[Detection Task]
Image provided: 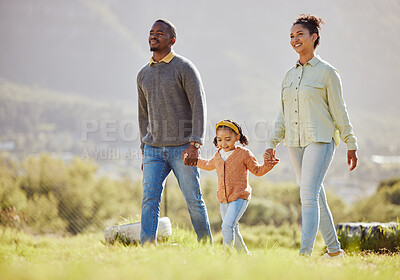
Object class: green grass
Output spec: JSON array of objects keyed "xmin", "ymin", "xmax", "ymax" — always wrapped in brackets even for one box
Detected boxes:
[{"xmin": 0, "ymin": 226, "xmax": 399, "ymax": 280}]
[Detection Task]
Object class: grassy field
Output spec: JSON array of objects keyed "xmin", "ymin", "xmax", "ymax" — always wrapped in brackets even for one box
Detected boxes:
[{"xmin": 1, "ymin": 226, "xmax": 399, "ymax": 280}]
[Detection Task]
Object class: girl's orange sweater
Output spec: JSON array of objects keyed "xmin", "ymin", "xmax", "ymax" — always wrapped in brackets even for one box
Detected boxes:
[{"xmin": 197, "ymin": 146, "xmax": 274, "ymax": 203}]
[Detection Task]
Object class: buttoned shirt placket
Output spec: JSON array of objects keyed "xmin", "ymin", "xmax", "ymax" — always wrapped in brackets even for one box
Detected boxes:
[{"xmin": 294, "ymin": 64, "xmax": 304, "ymax": 147}]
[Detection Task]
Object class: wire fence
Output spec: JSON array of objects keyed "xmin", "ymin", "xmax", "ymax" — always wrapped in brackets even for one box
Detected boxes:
[
  {"xmin": 0, "ymin": 153, "xmax": 143, "ymax": 235},
  {"xmin": 1, "ymin": 152, "xmax": 400, "ymax": 238}
]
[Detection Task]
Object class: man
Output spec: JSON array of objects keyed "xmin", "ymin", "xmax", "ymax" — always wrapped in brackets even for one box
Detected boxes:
[{"xmin": 137, "ymin": 19, "xmax": 212, "ymax": 244}]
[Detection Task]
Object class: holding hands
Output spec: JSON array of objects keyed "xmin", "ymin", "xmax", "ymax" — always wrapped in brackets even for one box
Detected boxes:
[
  {"xmin": 264, "ymin": 148, "xmax": 357, "ymax": 171},
  {"xmin": 264, "ymin": 148, "xmax": 280, "ymax": 167},
  {"xmin": 182, "ymin": 144, "xmax": 199, "ymax": 166}
]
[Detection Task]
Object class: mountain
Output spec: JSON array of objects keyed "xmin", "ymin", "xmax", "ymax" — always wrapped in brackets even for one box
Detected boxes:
[{"xmin": 1, "ymin": 0, "xmax": 399, "ymax": 118}]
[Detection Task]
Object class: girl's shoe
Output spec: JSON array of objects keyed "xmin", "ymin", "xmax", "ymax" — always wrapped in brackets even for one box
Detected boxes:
[{"xmin": 322, "ymin": 250, "xmax": 345, "ymax": 259}]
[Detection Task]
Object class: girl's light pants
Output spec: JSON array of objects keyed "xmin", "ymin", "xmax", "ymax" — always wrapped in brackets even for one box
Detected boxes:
[{"xmin": 220, "ymin": 198, "xmax": 250, "ymax": 254}]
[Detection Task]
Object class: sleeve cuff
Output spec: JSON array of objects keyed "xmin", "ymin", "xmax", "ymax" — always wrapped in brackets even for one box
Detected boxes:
[
  {"xmin": 189, "ymin": 136, "xmax": 203, "ymax": 145},
  {"xmin": 346, "ymin": 142, "xmax": 358, "ymax": 150},
  {"xmin": 265, "ymin": 141, "xmax": 276, "ymax": 150}
]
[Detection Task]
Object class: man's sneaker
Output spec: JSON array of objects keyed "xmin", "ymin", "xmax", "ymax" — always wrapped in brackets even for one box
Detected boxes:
[{"xmin": 322, "ymin": 250, "xmax": 345, "ymax": 259}]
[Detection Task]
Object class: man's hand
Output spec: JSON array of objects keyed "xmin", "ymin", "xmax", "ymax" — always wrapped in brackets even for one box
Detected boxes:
[
  {"xmin": 183, "ymin": 144, "xmax": 199, "ymax": 166},
  {"xmin": 347, "ymin": 150, "xmax": 358, "ymax": 171}
]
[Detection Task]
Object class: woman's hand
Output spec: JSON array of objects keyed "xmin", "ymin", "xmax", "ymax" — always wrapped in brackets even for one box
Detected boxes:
[
  {"xmin": 347, "ymin": 150, "xmax": 358, "ymax": 171},
  {"xmin": 264, "ymin": 148, "xmax": 279, "ymax": 163}
]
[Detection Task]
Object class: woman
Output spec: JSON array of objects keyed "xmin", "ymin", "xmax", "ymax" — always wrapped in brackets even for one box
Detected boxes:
[{"xmin": 264, "ymin": 14, "xmax": 358, "ymax": 257}]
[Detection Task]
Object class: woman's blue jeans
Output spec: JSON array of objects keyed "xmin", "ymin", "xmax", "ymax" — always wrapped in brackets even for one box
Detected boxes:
[
  {"xmin": 220, "ymin": 198, "xmax": 250, "ymax": 254},
  {"xmin": 141, "ymin": 143, "xmax": 212, "ymax": 244},
  {"xmin": 288, "ymin": 140, "xmax": 341, "ymax": 255}
]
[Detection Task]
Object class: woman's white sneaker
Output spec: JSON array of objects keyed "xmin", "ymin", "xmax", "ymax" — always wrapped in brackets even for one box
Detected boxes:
[{"xmin": 322, "ymin": 250, "xmax": 345, "ymax": 259}]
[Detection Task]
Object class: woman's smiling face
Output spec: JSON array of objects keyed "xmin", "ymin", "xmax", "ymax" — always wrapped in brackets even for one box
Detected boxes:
[{"xmin": 290, "ymin": 24, "xmax": 317, "ymax": 54}]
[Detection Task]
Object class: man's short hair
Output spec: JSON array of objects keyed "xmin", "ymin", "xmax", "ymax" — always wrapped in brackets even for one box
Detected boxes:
[{"xmin": 155, "ymin": 19, "xmax": 177, "ymax": 39}]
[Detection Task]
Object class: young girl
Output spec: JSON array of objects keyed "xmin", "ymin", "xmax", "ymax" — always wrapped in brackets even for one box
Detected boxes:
[{"xmin": 195, "ymin": 119, "xmax": 279, "ymax": 254}]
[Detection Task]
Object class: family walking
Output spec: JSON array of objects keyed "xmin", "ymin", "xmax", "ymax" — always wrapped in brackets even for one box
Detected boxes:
[{"xmin": 137, "ymin": 15, "xmax": 358, "ymax": 258}]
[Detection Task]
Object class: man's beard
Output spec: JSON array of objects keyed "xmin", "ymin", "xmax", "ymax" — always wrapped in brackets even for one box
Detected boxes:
[{"xmin": 150, "ymin": 46, "xmax": 158, "ymax": 51}]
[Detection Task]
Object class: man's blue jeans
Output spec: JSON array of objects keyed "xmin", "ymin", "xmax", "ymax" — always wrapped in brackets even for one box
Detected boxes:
[
  {"xmin": 288, "ymin": 139, "xmax": 341, "ymax": 255},
  {"xmin": 140, "ymin": 143, "xmax": 212, "ymax": 244}
]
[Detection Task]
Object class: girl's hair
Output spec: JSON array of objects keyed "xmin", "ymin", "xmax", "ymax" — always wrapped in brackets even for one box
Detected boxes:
[
  {"xmin": 213, "ymin": 119, "xmax": 249, "ymax": 147},
  {"xmin": 292, "ymin": 14, "xmax": 325, "ymax": 49}
]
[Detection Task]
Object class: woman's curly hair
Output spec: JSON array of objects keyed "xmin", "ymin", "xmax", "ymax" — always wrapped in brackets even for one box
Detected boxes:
[{"xmin": 293, "ymin": 14, "xmax": 325, "ymax": 48}]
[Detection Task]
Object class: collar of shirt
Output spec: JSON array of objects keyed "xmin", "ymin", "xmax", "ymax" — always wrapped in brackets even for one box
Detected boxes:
[
  {"xmin": 150, "ymin": 51, "xmax": 175, "ymax": 65},
  {"xmin": 296, "ymin": 55, "xmax": 321, "ymax": 68},
  {"xmin": 218, "ymin": 147, "xmax": 236, "ymax": 161},
  {"xmin": 219, "ymin": 148, "xmax": 235, "ymax": 156}
]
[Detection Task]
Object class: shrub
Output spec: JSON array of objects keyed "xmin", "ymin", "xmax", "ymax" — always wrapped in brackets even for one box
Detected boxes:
[
  {"xmin": 0, "ymin": 157, "xmax": 28, "ymax": 228},
  {"xmin": 0, "ymin": 154, "xmax": 142, "ymax": 234},
  {"xmin": 377, "ymin": 178, "xmax": 400, "ymax": 191},
  {"xmin": 352, "ymin": 178, "xmax": 400, "ymax": 222},
  {"xmin": 385, "ymin": 183, "xmax": 400, "ymax": 205}
]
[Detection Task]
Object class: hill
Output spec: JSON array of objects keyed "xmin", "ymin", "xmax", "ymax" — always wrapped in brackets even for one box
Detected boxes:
[{"xmin": 0, "ymin": 0, "xmax": 399, "ymax": 117}]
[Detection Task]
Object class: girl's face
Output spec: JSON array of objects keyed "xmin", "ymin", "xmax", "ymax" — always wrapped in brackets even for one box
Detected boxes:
[
  {"xmin": 290, "ymin": 24, "xmax": 317, "ymax": 55},
  {"xmin": 216, "ymin": 128, "xmax": 240, "ymax": 152}
]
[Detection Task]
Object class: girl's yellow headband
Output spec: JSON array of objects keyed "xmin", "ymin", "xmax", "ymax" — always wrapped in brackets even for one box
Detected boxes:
[{"xmin": 215, "ymin": 121, "xmax": 239, "ymax": 134}]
